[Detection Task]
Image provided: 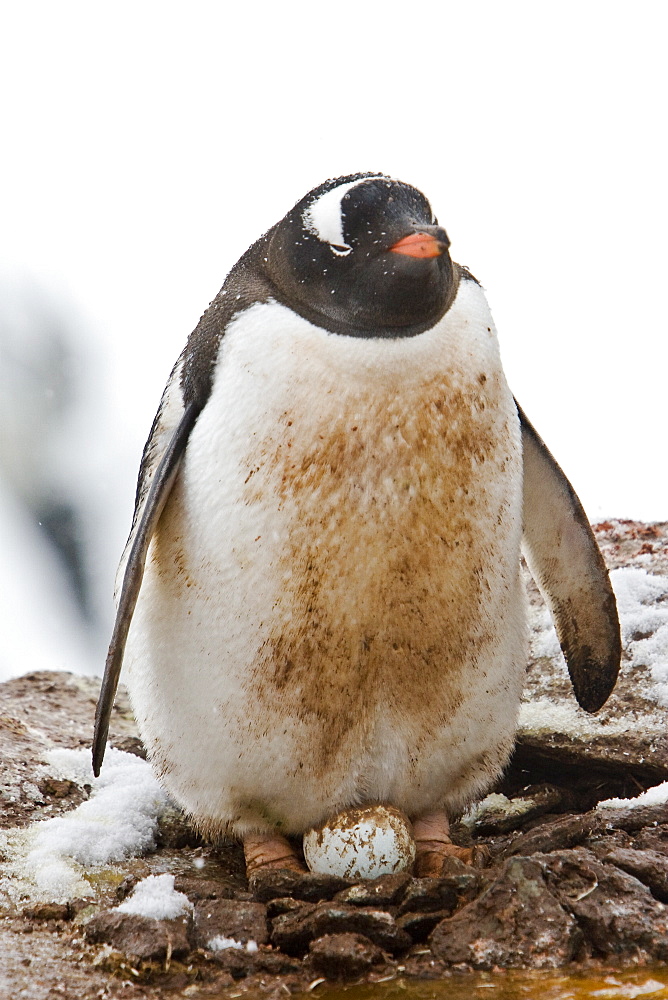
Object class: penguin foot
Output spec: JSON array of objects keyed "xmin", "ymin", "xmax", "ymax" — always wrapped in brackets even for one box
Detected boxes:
[
  {"xmin": 412, "ymin": 810, "xmax": 487, "ymax": 875},
  {"xmin": 243, "ymin": 832, "xmax": 307, "ymax": 876},
  {"xmin": 413, "ymin": 842, "xmax": 489, "ymax": 875}
]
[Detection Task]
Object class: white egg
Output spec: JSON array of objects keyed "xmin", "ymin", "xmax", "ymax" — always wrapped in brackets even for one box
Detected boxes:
[{"xmin": 303, "ymin": 804, "xmax": 416, "ymax": 879}]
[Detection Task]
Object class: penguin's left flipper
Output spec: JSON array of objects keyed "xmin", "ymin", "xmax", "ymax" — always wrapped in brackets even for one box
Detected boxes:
[
  {"xmin": 92, "ymin": 400, "xmax": 199, "ymax": 776},
  {"xmin": 518, "ymin": 402, "xmax": 621, "ymax": 712}
]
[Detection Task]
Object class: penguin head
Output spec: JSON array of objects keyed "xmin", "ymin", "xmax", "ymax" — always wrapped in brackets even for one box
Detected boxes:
[{"xmin": 264, "ymin": 174, "xmax": 458, "ymax": 338}]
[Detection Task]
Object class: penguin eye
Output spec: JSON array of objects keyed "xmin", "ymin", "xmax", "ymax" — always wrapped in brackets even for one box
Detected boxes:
[{"xmin": 330, "ymin": 244, "xmax": 352, "ymax": 257}]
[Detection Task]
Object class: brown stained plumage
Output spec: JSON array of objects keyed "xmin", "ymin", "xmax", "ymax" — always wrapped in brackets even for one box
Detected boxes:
[{"xmin": 238, "ymin": 370, "xmax": 517, "ymax": 779}]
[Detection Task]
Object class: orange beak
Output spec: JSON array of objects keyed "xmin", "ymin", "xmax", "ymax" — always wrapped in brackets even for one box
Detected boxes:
[{"xmin": 389, "ymin": 231, "xmax": 448, "ymax": 259}]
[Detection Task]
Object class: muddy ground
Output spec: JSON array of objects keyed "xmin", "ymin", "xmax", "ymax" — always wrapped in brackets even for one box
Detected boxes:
[{"xmin": 1, "ymin": 520, "xmax": 668, "ymax": 999}]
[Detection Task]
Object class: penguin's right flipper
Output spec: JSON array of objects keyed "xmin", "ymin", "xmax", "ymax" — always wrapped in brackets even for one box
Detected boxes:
[
  {"xmin": 92, "ymin": 399, "xmax": 199, "ymax": 776},
  {"xmin": 518, "ymin": 402, "xmax": 621, "ymax": 713}
]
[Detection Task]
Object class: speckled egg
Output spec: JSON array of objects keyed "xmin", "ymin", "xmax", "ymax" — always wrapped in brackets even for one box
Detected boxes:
[{"xmin": 303, "ymin": 804, "xmax": 416, "ymax": 879}]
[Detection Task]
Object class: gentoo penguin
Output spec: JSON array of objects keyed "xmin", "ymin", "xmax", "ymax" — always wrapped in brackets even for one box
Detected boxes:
[{"xmin": 93, "ymin": 173, "xmax": 620, "ymax": 876}]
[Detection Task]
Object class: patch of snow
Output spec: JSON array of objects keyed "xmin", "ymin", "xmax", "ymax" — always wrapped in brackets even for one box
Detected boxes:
[
  {"xmin": 462, "ymin": 793, "xmax": 516, "ymax": 828},
  {"xmin": 117, "ymin": 873, "xmax": 192, "ymax": 919},
  {"xmin": 208, "ymin": 936, "xmax": 258, "ymax": 953},
  {"xmin": 21, "ymin": 782, "xmax": 43, "ymax": 803},
  {"xmin": 0, "ymin": 748, "xmax": 170, "ymax": 902},
  {"xmin": 614, "ymin": 567, "xmax": 668, "ymax": 612},
  {"xmin": 597, "ymin": 781, "xmax": 668, "ymax": 811},
  {"xmin": 518, "ymin": 697, "xmax": 641, "ymax": 736},
  {"xmin": 614, "ymin": 569, "xmax": 668, "ymax": 707},
  {"xmin": 461, "ymin": 789, "xmax": 561, "ymax": 828}
]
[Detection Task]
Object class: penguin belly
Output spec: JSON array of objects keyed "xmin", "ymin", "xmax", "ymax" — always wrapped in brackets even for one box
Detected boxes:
[{"xmin": 123, "ymin": 288, "xmax": 526, "ymax": 838}]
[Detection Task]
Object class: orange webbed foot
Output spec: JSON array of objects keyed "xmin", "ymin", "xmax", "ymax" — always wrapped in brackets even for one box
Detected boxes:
[
  {"xmin": 412, "ymin": 810, "xmax": 489, "ymax": 876},
  {"xmin": 243, "ymin": 832, "xmax": 307, "ymax": 876}
]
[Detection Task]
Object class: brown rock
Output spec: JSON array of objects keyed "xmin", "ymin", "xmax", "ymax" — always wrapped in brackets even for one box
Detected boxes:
[
  {"xmin": 37, "ymin": 777, "xmax": 80, "ymax": 799},
  {"xmin": 633, "ymin": 823, "xmax": 668, "ymax": 852},
  {"xmin": 109, "ymin": 734, "xmax": 146, "ymax": 759},
  {"xmin": 194, "ymin": 898, "xmax": 269, "ymax": 948},
  {"xmin": 603, "ymin": 847, "xmax": 668, "ymax": 903},
  {"xmin": 115, "ymin": 874, "xmax": 139, "ymax": 900},
  {"xmin": 396, "ymin": 908, "xmax": 453, "ymax": 942},
  {"xmin": 208, "ymin": 944, "xmax": 302, "ymax": 978},
  {"xmin": 396, "ymin": 874, "xmax": 478, "ymax": 916},
  {"xmin": 585, "ymin": 831, "xmax": 633, "ymax": 856},
  {"xmin": 401, "ymin": 951, "xmax": 453, "ymax": 979},
  {"xmin": 173, "ymin": 875, "xmax": 241, "ymax": 901},
  {"xmin": 22, "ymin": 902, "xmax": 70, "ymax": 921},
  {"xmin": 333, "ymin": 872, "xmax": 411, "ymax": 906},
  {"xmin": 84, "ymin": 909, "xmax": 192, "ymax": 960},
  {"xmin": 598, "ymin": 803, "xmax": 668, "ymax": 834},
  {"xmin": 429, "ymin": 857, "xmax": 581, "ymax": 969},
  {"xmin": 538, "ymin": 848, "xmax": 668, "ymax": 960},
  {"xmin": 512, "ymin": 732, "xmax": 668, "ymax": 789},
  {"xmin": 249, "ymin": 868, "xmax": 353, "ymax": 903},
  {"xmin": 266, "ymin": 897, "xmax": 308, "ymax": 919},
  {"xmin": 502, "ymin": 811, "xmax": 599, "ymax": 857},
  {"xmin": 308, "ymin": 933, "xmax": 385, "ymax": 979},
  {"xmin": 439, "ymin": 854, "xmax": 476, "ymax": 874},
  {"xmin": 271, "ymin": 903, "xmax": 411, "ymax": 955}
]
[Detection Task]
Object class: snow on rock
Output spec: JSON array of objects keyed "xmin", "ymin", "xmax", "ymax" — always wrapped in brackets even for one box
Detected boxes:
[
  {"xmin": 598, "ymin": 781, "xmax": 668, "ymax": 811},
  {"xmin": 0, "ymin": 747, "xmax": 170, "ymax": 902},
  {"xmin": 516, "ymin": 695, "xmax": 650, "ymax": 739},
  {"xmin": 613, "ymin": 569, "xmax": 668, "ymax": 707},
  {"xmin": 208, "ymin": 936, "xmax": 258, "ymax": 953},
  {"xmin": 461, "ymin": 793, "xmax": 517, "ymax": 828},
  {"xmin": 116, "ymin": 873, "xmax": 192, "ymax": 919}
]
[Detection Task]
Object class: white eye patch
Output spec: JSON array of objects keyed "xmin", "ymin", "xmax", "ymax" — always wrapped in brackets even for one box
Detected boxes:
[{"xmin": 303, "ymin": 176, "xmax": 385, "ymax": 255}]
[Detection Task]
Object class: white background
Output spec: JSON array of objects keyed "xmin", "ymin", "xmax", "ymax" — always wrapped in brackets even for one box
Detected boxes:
[{"xmin": 1, "ymin": 1, "xmax": 666, "ymax": 676}]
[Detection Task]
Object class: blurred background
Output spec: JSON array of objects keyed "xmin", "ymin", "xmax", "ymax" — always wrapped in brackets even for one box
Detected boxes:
[{"xmin": 1, "ymin": 1, "xmax": 666, "ymax": 682}]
